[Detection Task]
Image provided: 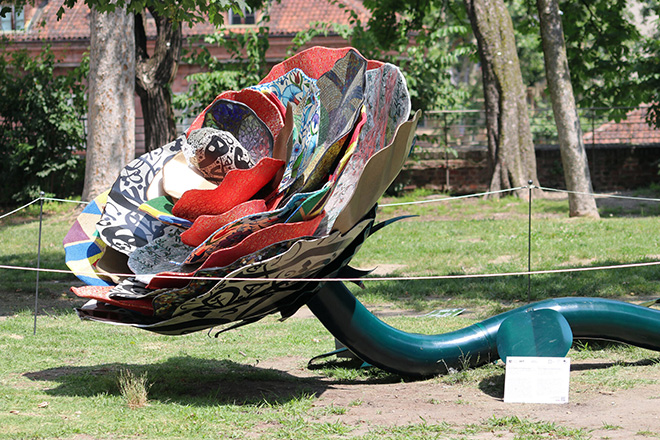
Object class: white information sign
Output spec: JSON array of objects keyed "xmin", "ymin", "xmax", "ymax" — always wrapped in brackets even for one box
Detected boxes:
[{"xmin": 503, "ymin": 356, "xmax": 571, "ymax": 404}]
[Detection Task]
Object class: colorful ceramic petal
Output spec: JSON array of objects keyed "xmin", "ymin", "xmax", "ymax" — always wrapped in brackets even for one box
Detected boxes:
[
  {"xmin": 199, "ymin": 212, "xmax": 324, "ymax": 270},
  {"xmin": 161, "ymin": 151, "xmax": 218, "ymax": 200},
  {"xmin": 285, "ymin": 184, "xmax": 331, "ymax": 223},
  {"xmin": 251, "ymin": 68, "xmax": 318, "ymax": 110},
  {"xmin": 315, "ymin": 49, "xmax": 367, "ymax": 153},
  {"xmin": 252, "ymin": 69, "xmax": 321, "ymax": 190},
  {"xmin": 265, "ymin": 90, "xmax": 287, "ymax": 119},
  {"xmin": 127, "ymin": 226, "xmax": 195, "ymax": 281},
  {"xmin": 171, "ymin": 157, "xmax": 285, "ymax": 221},
  {"xmin": 184, "ymin": 187, "xmax": 330, "ymax": 265},
  {"xmin": 96, "ymin": 135, "xmax": 184, "ymax": 255},
  {"xmin": 71, "ymin": 285, "xmax": 154, "ymax": 316},
  {"xmin": 187, "ymin": 89, "xmax": 285, "ymax": 142},
  {"xmin": 107, "ymin": 277, "xmax": 160, "ymax": 300},
  {"xmin": 146, "ymin": 167, "xmax": 166, "ymax": 200},
  {"xmin": 259, "ymin": 46, "xmax": 383, "ymax": 85},
  {"xmin": 76, "ymin": 299, "xmax": 157, "ymax": 325},
  {"xmin": 180, "ymin": 199, "xmax": 268, "ymax": 247},
  {"xmin": 277, "ymin": 50, "xmax": 366, "ymax": 197},
  {"xmin": 277, "ymin": 88, "xmax": 321, "ymax": 189},
  {"xmin": 63, "ymin": 190, "xmax": 112, "ymax": 286},
  {"xmin": 323, "ymin": 64, "xmax": 412, "ymax": 231},
  {"xmin": 184, "ymin": 128, "xmax": 255, "ymax": 184},
  {"xmin": 299, "ymin": 107, "xmax": 367, "ymax": 194},
  {"xmin": 139, "ymin": 196, "xmax": 193, "ymax": 229},
  {"xmin": 148, "ymin": 213, "xmax": 325, "ymax": 290},
  {"xmin": 199, "ymin": 99, "xmax": 274, "ymax": 163},
  {"xmin": 329, "ymin": 111, "xmax": 421, "ymax": 234}
]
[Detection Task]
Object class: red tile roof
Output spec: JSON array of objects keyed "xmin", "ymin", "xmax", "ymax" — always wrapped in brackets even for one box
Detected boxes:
[
  {"xmin": 8, "ymin": 0, "xmax": 370, "ymax": 42},
  {"xmin": 583, "ymin": 105, "xmax": 660, "ymax": 146},
  {"xmin": 269, "ymin": 0, "xmax": 368, "ymax": 35}
]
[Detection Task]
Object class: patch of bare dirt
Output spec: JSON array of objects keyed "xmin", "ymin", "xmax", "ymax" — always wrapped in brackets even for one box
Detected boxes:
[{"xmin": 254, "ymin": 354, "xmax": 660, "ymax": 438}]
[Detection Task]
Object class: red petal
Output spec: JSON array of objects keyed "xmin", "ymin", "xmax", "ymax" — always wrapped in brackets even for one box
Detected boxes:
[
  {"xmin": 147, "ymin": 213, "xmax": 324, "ymax": 290},
  {"xmin": 259, "ymin": 46, "xmax": 383, "ymax": 85},
  {"xmin": 180, "ymin": 199, "xmax": 268, "ymax": 247},
  {"xmin": 71, "ymin": 285, "xmax": 154, "ymax": 316},
  {"xmin": 171, "ymin": 157, "xmax": 284, "ymax": 221}
]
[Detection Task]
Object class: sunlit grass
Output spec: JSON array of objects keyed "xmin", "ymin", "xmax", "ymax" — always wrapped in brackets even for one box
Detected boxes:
[{"xmin": 1, "ymin": 183, "xmax": 660, "ymax": 440}]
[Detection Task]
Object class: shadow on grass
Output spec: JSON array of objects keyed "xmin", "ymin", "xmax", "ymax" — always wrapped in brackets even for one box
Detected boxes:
[
  {"xmin": 595, "ymin": 192, "xmax": 660, "ymax": 218},
  {"xmin": 24, "ymin": 356, "xmax": 331, "ymax": 406},
  {"xmin": 569, "ymin": 357, "xmax": 660, "ymax": 371},
  {"xmin": 477, "ymin": 371, "xmax": 505, "ymax": 399},
  {"xmin": 24, "ymin": 355, "xmax": 403, "ymax": 406}
]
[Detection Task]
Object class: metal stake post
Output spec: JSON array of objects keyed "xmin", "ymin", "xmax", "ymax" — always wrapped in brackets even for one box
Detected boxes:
[
  {"xmin": 443, "ymin": 113, "xmax": 450, "ymax": 191},
  {"xmin": 33, "ymin": 192, "xmax": 44, "ymax": 335},
  {"xmin": 527, "ymin": 181, "xmax": 533, "ymax": 302}
]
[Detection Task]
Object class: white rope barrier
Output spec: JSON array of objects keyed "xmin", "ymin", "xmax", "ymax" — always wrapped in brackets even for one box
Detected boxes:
[
  {"xmin": 2, "ymin": 260, "xmax": 660, "ymax": 284},
  {"xmin": 2, "ymin": 185, "xmax": 658, "ymax": 220},
  {"xmin": 1, "ymin": 186, "xmax": 660, "ymax": 286},
  {"xmin": 0, "ymin": 199, "xmax": 42, "ymax": 220},
  {"xmin": 42, "ymin": 197, "xmax": 89, "ymax": 205},
  {"xmin": 538, "ymin": 186, "xmax": 660, "ymax": 203},
  {"xmin": 379, "ymin": 186, "xmax": 526, "ymax": 207}
]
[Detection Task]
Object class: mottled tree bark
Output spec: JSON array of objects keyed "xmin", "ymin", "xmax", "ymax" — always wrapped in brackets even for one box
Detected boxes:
[
  {"xmin": 135, "ymin": 7, "xmax": 182, "ymax": 152},
  {"xmin": 83, "ymin": 6, "xmax": 135, "ymax": 201},
  {"xmin": 537, "ymin": 0, "xmax": 599, "ymax": 218},
  {"xmin": 464, "ymin": 0, "xmax": 539, "ymax": 198}
]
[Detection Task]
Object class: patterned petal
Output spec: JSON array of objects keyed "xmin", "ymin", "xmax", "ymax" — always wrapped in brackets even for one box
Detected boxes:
[
  {"xmin": 171, "ymin": 157, "xmax": 284, "ymax": 221},
  {"xmin": 96, "ymin": 136, "xmax": 184, "ymax": 255}
]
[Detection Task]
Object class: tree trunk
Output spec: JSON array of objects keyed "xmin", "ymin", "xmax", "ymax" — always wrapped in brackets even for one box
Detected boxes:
[
  {"xmin": 464, "ymin": 0, "xmax": 539, "ymax": 198},
  {"xmin": 537, "ymin": 0, "xmax": 600, "ymax": 218},
  {"xmin": 83, "ymin": 6, "xmax": 135, "ymax": 201},
  {"xmin": 135, "ymin": 7, "xmax": 181, "ymax": 152}
]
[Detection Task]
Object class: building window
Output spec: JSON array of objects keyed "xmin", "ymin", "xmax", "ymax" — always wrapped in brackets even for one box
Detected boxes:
[
  {"xmin": 228, "ymin": 7, "xmax": 256, "ymax": 26},
  {"xmin": 0, "ymin": 5, "xmax": 24, "ymax": 31}
]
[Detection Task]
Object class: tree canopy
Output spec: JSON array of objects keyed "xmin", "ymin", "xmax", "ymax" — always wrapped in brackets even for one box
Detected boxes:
[{"xmin": 57, "ymin": 0, "xmax": 251, "ymax": 26}]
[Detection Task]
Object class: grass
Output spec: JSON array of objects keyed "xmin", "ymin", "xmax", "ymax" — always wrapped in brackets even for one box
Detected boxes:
[
  {"xmin": 118, "ymin": 369, "xmax": 151, "ymax": 409},
  {"xmin": 3, "ymin": 308, "xmax": 658, "ymax": 439},
  {"xmin": 1, "ymin": 189, "xmax": 660, "ymax": 438},
  {"xmin": 350, "ymin": 191, "xmax": 660, "ymax": 311},
  {"xmin": 4, "ymin": 189, "xmax": 660, "ymax": 316}
]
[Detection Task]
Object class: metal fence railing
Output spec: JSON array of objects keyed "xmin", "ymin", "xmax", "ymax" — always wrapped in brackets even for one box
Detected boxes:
[
  {"xmin": 417, "ymin": 105, "xmax": 660, "ymax": 152},
  {"xmin": 77, "ymin": 106, "xmax": 659, "ymax": 156}
]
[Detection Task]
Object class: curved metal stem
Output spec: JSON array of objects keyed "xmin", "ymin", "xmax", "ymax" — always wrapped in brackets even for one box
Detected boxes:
[{"xmin": 307, "ymin": 282, "xmax": 660, "ymax": 377}]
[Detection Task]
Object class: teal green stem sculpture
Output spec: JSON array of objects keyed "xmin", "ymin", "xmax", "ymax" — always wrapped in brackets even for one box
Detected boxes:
[{"xmin": 308, "ymin": 282, "xmax": 660, "ymax": 377}]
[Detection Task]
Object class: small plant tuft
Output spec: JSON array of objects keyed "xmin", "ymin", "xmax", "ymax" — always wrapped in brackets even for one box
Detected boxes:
[{"xmin": 118, "ymin": 369, "xmax": 151, "ymax": 409}]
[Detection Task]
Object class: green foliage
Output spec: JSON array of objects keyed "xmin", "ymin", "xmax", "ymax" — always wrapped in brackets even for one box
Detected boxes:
[
  {"xmin": 290, "ymin": 0, "xmax": 472, "ymax": 111},
  {"xmin": 173, "ymin": 12, "xmax": 270, "ymax": 118},
  {"xmin": 0, "ymin": 45, "xmax": 87, "ymax": 205},
  {"xmin": 635, "ymin": 2, "xmax": 660, "ymax": 130},
  {"xmin": 507, "ymin": 0, "xmax": 546, "ymax": 90},
  {"xmin": 561, "ymin": 0, "xmax": 649, "ymax": 120},
  {"xmin": 57, "ymin": 0, "xmax": 254, "ymax": 27}
]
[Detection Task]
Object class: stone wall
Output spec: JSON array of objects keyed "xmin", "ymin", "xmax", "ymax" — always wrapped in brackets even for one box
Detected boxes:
[{"xmin": 393, "ymin": 145, "xmax": 660, "ymax": 194}]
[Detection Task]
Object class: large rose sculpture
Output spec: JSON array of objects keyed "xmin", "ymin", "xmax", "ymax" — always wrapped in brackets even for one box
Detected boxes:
[
  {"xmin": 62, "ymin": 46, "xmax": 660, "ymax": 379},
  {"xmin": 64, "ymin": 47, "xmax": 420, "ymax": 336}
]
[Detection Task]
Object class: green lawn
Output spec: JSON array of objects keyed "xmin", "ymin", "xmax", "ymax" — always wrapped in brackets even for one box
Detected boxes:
[{"xmin": 1, "ymin": 190, "xmax": 660, "ymax": 439}]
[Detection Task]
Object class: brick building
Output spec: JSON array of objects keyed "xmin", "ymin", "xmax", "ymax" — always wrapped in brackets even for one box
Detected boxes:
[{"xmin": 2, "ymin": 0, "xmax": 369, "ymax": 152}]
